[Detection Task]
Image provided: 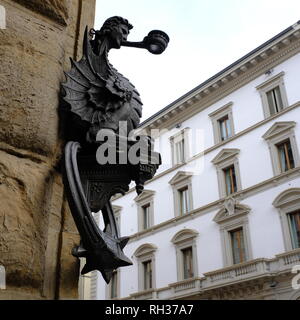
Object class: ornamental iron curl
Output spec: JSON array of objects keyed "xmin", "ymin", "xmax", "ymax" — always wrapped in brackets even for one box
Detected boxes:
[{"xmin": 60, "ymin": 16, "xmax": 169, "ymax": 283}]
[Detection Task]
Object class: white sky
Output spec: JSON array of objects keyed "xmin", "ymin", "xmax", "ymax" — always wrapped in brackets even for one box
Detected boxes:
[{"xmin": 94, "ymin": 0, "xmax": 300, "ymax": 121}]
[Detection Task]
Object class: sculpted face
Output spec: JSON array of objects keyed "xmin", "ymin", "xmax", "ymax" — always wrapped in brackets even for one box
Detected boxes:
[{"xmin": 109, "ymin": 23, "xmax": 130, "ymax": 49}]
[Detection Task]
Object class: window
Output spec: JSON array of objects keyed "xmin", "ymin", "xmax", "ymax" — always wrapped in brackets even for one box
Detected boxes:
[
  {"xmin": 209, "ymin": 102, "xmax": 235, "ymax": 144},
  {"xmin": 134, "ymin": 244, "xmax": 157, "ymax": 292},
  {"xmin": 218, "ymin": 115, "xmax": 232, "ymax": 141},
  {"xmin": 182, "ymin": 247, "xmax": 194, "ymax": 279},
  {"xmin": 213, "ymin": 197, "xmax": 252, "ymax": 266},
  {"xmin": 273, "ymin": 188, "xmax": 300, "ymax": 251},
  {"xmin": 142, "ymin": 204, "xmax": 151, "ymax": 230},
  {"xmin": 230, "ymin": 228, "xmax": 246, "ymax": 264},
  {"xmin": 179, "ymin": 186, "xmax": 190, "ymax": 215},
  {"xmin": 175, "ymin": 139, "xmax": 185, "ymax": 164},
  {"xmin": 169, "ymin": 171, "xmax": 193, "ymax": 217},
  {"xmin": 263, "ymin": 122, "xmax": 299, "ymax": 176},
  {"xmin": 223, "ymin": 165, "xmax": 237, "ymax": 195},
  {"xmin": 288, "ymin": 210, "xmax": 300, "ymax": 249},
  {"xmin": 134, "ymin": 190, "xmax": 155, "ymax": 232},
  {"xmin": 170, "ymin": 128, "xmax": 190, "ymax": 166},
  {"xmin": 143, "ymin": 260, "xmax": 153, "ymax": 290},
  {"xmin": 256, "ymin": 71, "xmax": 288, "ymax": 118},
  {"xmin": 266, "ymin": 86, "xmax": 283, "ymax": 115},
  {"xmin": 277, "ymin": 139, "xmax": 295, "ymax": 172},
  {"xmin": 212, "ymin": 149, "xmax": 242, "ymax": 198},
  {"xmin": 171, "ymin": 229, "xmax": 198, "ymax": 281}
]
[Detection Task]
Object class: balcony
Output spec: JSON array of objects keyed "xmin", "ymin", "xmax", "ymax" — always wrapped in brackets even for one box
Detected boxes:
[{"xmin": 124, "ymin": 248, "xmax": 300, "ymax": 300}]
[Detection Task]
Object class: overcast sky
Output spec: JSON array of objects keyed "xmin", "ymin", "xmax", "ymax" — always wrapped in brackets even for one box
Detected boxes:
[{"xmin": 95, "ymin": 0, "xmax": 300, "ymax": 121}]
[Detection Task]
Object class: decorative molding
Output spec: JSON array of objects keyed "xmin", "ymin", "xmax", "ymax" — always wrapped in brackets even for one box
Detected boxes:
[
  {"xmin": 211, "ymin": 148, "xmax": 240, "ymax": 165},
  {"xmin": 262, "ymin": 121, "xmax": 296, "ymax": 140},
  {"xmin": 273, "ymin": 188, "xmax": 300, "ymax": 208},
  {"xmin": 208, "ymin": 102, "xmax": 233, "ymax": 117},
  {"xmin": 171, "ymin": 229, "xmax": 199, "ymax": 244},
  {"xmin": 134, "ymin": 243, "xmax": 157, "ymax": 258},
  {"xmin": 255, "ymin": 71, "xmax": 285, "ymax": 90},
  {"xmin": 213, "ymin": 198, "xmax": 251, "ymax": 224},
  {"xmin": 168, "ymin": 171, "xmax": 193, "ymax": 185},
  {"xmin": 134, "ymin": 189, "xmax": 156, "ymax": 203}
]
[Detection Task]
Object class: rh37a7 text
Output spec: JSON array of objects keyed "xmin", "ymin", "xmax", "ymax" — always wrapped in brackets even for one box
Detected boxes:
[{"xmin": 105, "ymin": 304, "xmax": 194, "ymax": 318}]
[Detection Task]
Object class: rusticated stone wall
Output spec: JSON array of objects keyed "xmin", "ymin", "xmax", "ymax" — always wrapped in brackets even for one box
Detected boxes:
[{"xmin": 0, "ymin": 0, "xmax": 96, "ymax": 299}]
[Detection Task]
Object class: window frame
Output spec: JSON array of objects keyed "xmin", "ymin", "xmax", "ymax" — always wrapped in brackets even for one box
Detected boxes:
[
  {"xmin": 209, "ymin": 102, "xmax": 235, "ymax": 144},
  {"xmin": 211, "ymin": 149, "xmax": 242, "ymax": 198},
  {"xmin": 142, "ymin": 259, "xmax": 153, "ymax": 290},
  {"xmin": 169, "ymin": 128, "xmax": 190, "ymax": 166},
  {"xmin": 134, "ymin": 244, "xmax": 157, "ymax": 292},
  {"xmin": 134, "ymin": 190, "xmax": 155, "ymax": 232},
  {"xmin": 169, "ymin": 171, "xmax": 193, "ymax": 217},
  {"xmin": 213, "ymin": 197, "xmax": 252, "ymax": 267},
  {"xmin": 262, "ymin": 121, "xmax": 300, "ymax": 176},
  {"xmin": 171, "ymin": 229, "xmax": 199, "ymax": 281},
  {"xmin": 273, "ymin": 188, "xmax": 300, "ymax": 251},
  {"xmin": 229, "ymin": 227, "xmax": 247, "ymax": 264},
  {"xmin": 256, "ymin": 71, "xmax": 289, "ymax": 119}
]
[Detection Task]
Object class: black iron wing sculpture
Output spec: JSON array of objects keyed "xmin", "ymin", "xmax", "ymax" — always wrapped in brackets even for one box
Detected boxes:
[{"xmin": 60, "ymin": 16, "xmax": 169, "ymax": 283}]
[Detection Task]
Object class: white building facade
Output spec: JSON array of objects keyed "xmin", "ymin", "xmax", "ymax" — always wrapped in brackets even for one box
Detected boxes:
[{"xmin": 83, "ymin": 21, "xmax": 300, "ymax": 300}]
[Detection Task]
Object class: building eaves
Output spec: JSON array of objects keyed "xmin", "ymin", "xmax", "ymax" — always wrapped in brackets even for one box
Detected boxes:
[{"xmin": 139, "ymin": 20, "xmax": 300, "ymax": 129}]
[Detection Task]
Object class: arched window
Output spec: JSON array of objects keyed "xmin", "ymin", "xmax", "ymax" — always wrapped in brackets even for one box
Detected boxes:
[
  {"xmin": 273, "ymin": 188, "xmax": 300, "ymax": 251},
  {"xmin": 134, "ymin": 243, "xmax": 157, "ymax": 291},
  {"xmin": 171, "ymin": 229, "xmax": 199, "ymax": 281}
]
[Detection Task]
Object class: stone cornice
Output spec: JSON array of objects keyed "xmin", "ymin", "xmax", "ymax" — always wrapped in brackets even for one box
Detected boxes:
[{"xmin": 140, "ymin": 28, "xmax": 300, "ymax": 131}]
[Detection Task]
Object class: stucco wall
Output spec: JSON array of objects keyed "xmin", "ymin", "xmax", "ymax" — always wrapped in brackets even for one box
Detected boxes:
[{"xmin": 0, "ymin": 0, "xmax": 95, "ymax": 299}]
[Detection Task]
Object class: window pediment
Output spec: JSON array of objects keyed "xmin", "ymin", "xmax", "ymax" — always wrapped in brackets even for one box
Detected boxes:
[
  {"xmin": 171, "ymin": 229, "xmax": 198, "ymax": 244},
  {"xmin": 214, "ymin": 197, "xmax": 251, "ymax": 223},
  {"xmin": 168, "ymin": 171, "xmax": 193, "ymax": 185},
  {"xmin": 273, "ymin": 188, "xmax": 300, "ymax": 208},
  {"xmin": 134, "ymin": 243, "xmax": 157, "ymax": 257},
  {"xmin": 211, "ymin": 149, "xmax": 240, "ymax": 165},
  {"xmin": 262, "ymin": 121, "xmax": 296, "ymax": 140},
  {"xmin": 134, "ymin": 189, "xmax": 155, "ymax": 203}
]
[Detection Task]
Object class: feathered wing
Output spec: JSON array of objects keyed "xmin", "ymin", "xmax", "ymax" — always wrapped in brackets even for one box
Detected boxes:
[{"xmin": 61, "ymin": 27, "xmax": 143, "ymax": 131}]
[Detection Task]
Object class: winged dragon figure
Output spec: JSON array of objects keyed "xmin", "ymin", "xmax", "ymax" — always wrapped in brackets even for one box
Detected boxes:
[{"xmin": 60, "ymin": 16, "xmax": 168, "ymax": 283}]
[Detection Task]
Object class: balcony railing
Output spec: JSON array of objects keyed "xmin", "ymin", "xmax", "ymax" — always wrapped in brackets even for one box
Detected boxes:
[{"xmin": 123, "ymin": 249, "xmax": 300, "ymax": 300}]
